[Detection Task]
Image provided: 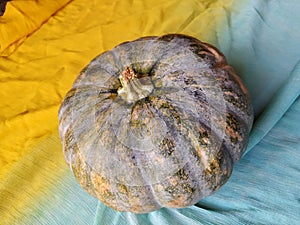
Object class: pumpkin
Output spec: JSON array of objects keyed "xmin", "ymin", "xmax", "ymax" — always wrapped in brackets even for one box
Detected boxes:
[{"xmin": 58, "ymin": 34, "xmax": 253, "ymax": 213}]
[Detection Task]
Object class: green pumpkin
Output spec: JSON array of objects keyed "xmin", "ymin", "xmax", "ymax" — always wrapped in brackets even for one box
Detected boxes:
[{"xmin": 58, "ymin": 34, "xmax": 253, "ymax": 213}]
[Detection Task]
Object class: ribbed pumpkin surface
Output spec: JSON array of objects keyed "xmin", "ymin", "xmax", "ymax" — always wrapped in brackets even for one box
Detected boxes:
[{"xmin": 58, "ymin": 34, "xmax": 253, "ymax": 213}]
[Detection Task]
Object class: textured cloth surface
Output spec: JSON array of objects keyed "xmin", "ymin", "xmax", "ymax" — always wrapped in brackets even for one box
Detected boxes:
[{"xmin": 0, "ymin": 0, "xmax": 299, "ymax": 224}]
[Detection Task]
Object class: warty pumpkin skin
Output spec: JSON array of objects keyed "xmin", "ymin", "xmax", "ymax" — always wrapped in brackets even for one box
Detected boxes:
[{"xmin": 58, "ymin": 34, "xmax": 253, "ymax": 213}]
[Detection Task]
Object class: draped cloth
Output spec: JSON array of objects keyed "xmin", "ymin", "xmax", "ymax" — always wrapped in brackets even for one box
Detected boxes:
[{"xmin": 0, "ymin": 0, "xmax": 299, "ymax": 224}]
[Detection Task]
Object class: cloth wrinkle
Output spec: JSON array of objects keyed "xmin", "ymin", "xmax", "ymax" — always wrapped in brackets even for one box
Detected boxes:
[{"xmin": 0, "ymin": 0, "xmax": 74, "ymax": 56}]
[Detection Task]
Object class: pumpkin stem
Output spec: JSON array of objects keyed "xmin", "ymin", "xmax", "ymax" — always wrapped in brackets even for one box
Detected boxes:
[{"xmin": 118, "ymin": 67, "xmax": 154, "ymax": 103}]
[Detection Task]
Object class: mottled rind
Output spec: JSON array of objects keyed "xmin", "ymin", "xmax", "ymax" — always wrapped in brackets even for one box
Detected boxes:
[{"xmin": 58, "ymin": 34, "xmax": 253, "ymax": 213}]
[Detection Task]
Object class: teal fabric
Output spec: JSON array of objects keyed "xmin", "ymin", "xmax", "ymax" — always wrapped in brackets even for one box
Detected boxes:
[{"xmin": 92, "ymin": 0, "xmax": 300, "ymax": 224}]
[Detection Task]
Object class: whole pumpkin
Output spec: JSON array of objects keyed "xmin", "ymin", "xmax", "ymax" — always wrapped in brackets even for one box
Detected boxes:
[{"xmin": 58, "ymin": 34, "xmax": 253, "ymax": 213}]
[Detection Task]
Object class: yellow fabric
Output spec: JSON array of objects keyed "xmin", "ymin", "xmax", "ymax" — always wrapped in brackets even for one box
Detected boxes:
[
  {"xmin": 0, "ymin": 0, "xmax": 72, "ymax": 56},
  {"xmin": 0, "ymin": 0, "xmax": 244, "ymax": 223}
]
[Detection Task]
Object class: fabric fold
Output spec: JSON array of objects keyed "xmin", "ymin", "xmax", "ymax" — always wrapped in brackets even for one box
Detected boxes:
[
  {"xmin": 0, "ymin": 0, "xmax": 73, "ymax": 56},
  {"xmin": 244, "ymin": 60, "xmax": 300, "ymax": 154}
]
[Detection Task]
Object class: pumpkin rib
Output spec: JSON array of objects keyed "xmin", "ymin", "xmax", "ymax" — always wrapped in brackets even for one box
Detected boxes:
[
  {"xmin": 219, "ymin": 72, "xmax": 253, "ymax": 123},
  {"xmin": 62, "ymin": 126, "xmax": 76, "ymax": 164},
  {"xmin": 147, "ymin": 98, "xmax": 196, "ymax": 168},
  {"xmin": 93, "ymin": 104, "xmax": 118, "ymax": 149},
  {"xmin": 155, "ymin": 66, "xmax": 228, "ymax": 124},
  {"xmin": 223, "ymin": 111, "xmax": 250, "ymax": 162},
  {"xmin": 152, "ymin": 163, "xmax": 199, "ymax": 208},
  {"xmin": 70, "ymin": 142, "xmax": 98, "ymax": 197},
  {"xmin": 59, "ymin": 89, "xmax": 109, "ymax": 145},
  {"xmin": 159, "ymin": 34, "xmax": 219, "ymax": 67},
  {"xmin": 146, "ymin": 54, "xmax": 168, "ymax": 80},
  {"xmin": 88, "ymin": 51, "xmax": 124, "ymax": 77},
  {"xmin": 151, "ymin": 55, "xmax": 209, "ymax": 83},
  {"xmin": 159, "ymin": 93, "xmax": 229, "ymax": 161},
  {"xmin": 162, "ymin": 90, "xmax": 223, "ymax": 130},
  {"xmin": 79, "ymin": 131, "xmax": 129, "ymax": 212},
  {"xmin": 71, "ymin": 94, "xmax": 112, "ymax": 136},
  {"xmin": 123, "ymin": 36, "xmax": 174, "ymax": 74},
  {"xmin": 66, "ymin": 131, "xmax": 99, "ymax": 202},
  {"xmin": 126, "ymin": 101, "xmax": 182, "ymax": 185},
  {"xmin": 69, "ymin": 97, "xmax": 115, "ymax": 169},
  {"xmin": 186, "ymin": 124, "xmax": 235, "ymax": 192},
  {"xmin": 143, "ymin": 37, "xmax": 210, "ymax": 82},
  {"xmin": 59, "ymin": 87, "xmax": 107, "ymax": 122},
  {"xmin": 134, "ymin": 163, "xmax": 165, "ymax": 210},
  {"xmin": 112, "ymin": 42, "xmax": 143, "ymax": 74},
  {"xmin": 147, "ymin": 97, "xmax": 211, "ymax": 179}
]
